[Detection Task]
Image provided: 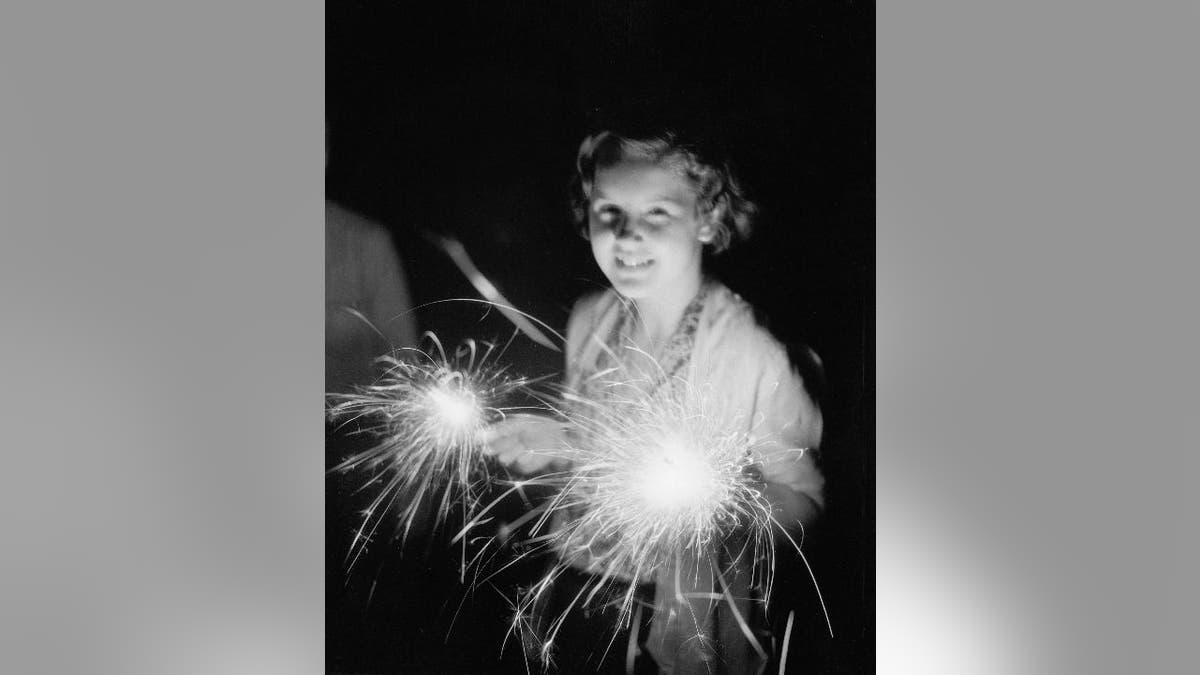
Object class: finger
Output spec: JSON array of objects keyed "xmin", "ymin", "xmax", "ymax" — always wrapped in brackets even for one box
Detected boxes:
[
  {"xmin": 514, "ymin": 428, "xmax": 543, "ymax": 450},
  {"xmin": 513, "ymin": 454, "xmax": 532, "ymax": 473},
  {"xmin": 494, "ymin": 445, "xmax": 526, "ymax": 466},
  {"xmin": 481, "ymin": 417, "xmax": 522, "ymax": 444},
  {"xmin": 491, "ymin": 441, "xmax": 512, "ymax": 460},
  {"xmin": 480, "ymin": 434, "xmax": 507, "ymax": 456},
  {"xmin": 518, "ymin": 426, "xmax": 564, "ymax": 451},
  {"xmin": 497, "ymin": 445, "xmax": 525, "ymax": 466},
  {"xmin": 477, "ymin": 425, "xmax": 498, "ymax": 445},
  {"xmin": 515, "ymin": 453, "xmax": 545, "ymax": 475}
]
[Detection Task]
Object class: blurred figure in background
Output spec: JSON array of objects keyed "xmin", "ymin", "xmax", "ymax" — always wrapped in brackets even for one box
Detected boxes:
[
  {"xmin": 326, "ymin": 124, "xmax": 427, "ymax": 673},
  {"xmin": 325, "ymin": 200, "xmax": 418, "ymax": 394},
  {"xmin": 325, "ymin": 123, "xmax": 418, "ymax": 396}
]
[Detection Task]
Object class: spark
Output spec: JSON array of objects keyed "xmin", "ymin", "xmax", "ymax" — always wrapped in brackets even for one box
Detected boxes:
[
  {"xmin": 632, "ymin": 432, "xmax": 732, "ymax": 515},
  {"xmin": 779, "ymin": 609, "xmax": 795, "ymax": 675},
  {"xmin": 421, "ymin": 377, "xmax": 483, "ymax": 447},
  {"xmin": 504, "ymin": 377, "xmax": 785, "ymax": 666},
  {"xmin": 557, "ymin": 381, "xmax": 772, "ymax": 579},
  {"xmin": 326, "ymin": 334, "xmax": 532, "ymax": 572},
  {"xmin": 424, "ymin": 232, "xmax": 561, "ymax": 352},
  {"xmin": 322, "ymin": 287, "xmax": 830, "ymax": 668}
]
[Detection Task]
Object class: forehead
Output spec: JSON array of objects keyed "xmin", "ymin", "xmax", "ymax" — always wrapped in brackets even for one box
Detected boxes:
[{"xmin": 591, "ymin": 159, "xmax": 696, "ymax": 205}]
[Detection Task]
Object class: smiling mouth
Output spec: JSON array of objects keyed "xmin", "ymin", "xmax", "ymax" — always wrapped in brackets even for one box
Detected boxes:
[{"xmin": 616, "ymin": 254, "xmax": 654, "ymax": 269}]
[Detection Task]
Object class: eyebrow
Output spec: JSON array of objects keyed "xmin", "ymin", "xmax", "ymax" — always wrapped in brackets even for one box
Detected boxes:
[{"xmin": 591, "ymin": 191, "xmax": 686, "ymax": 206}]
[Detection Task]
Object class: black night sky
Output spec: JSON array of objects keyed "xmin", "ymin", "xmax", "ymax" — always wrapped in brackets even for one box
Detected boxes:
[{"xmin": 327, "ymin": 2, "xmax": 872, "ymax": 672}]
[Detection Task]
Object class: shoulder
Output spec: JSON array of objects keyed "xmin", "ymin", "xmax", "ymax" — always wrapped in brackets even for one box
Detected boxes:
[
  {"xmin": 567, "ymin": 287, "xmax": 621, "ymax": 330},
  {"xmin": 694, "ymin": 283, "xmax": 823, "ymax": 445},
  {"xmin": 564, "ymin": 287, "xmax": 622, "ymax": 372},
  {"xmin": 698, "ymin": 283, "xmax": 790, "ymax": 368},
  {"xmin": 693, "ymin": 283, "xmax": 821, "ymax": 409}
]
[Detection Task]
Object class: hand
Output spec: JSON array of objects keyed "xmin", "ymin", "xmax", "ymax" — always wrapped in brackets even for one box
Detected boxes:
[{"xmin": 481, "ymin": 414, "xmax": 572, "ymax": 475}]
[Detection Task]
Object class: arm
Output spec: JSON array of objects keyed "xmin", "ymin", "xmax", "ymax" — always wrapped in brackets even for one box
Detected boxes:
[
  {"xmin": 761, "ymin": 479, "xmax": 822, "ymax": 533},
  {"xmin": 746, "ymin": 339, "xmax": 825, "ymax": 537},
  {"xmin": 482, "ymin": 293, "xmax": 606, "ymax": 475},
  {"xmin": 481, "ymin": 414, "xmax": 572, "ymax": 475}
]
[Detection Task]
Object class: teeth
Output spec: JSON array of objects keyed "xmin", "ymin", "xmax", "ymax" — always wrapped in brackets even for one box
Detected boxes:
[{"xmin": 617, "ymin": 255, "xmax": 653, "ymax": 268}]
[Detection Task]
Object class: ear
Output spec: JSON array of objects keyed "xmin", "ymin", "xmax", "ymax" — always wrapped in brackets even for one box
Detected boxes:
[{"xmin": 698, "ymin": 205, "xmax": 722, "ymax": 243}]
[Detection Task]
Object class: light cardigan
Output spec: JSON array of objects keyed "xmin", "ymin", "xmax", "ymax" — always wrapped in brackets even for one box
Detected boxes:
[
  {"xmin": 560, "ymin": 281, "xmax": 824, "ymax": 674},
  {"xmin": 564, "ymin": 282, "xmax": 824, "ymax": 510}
]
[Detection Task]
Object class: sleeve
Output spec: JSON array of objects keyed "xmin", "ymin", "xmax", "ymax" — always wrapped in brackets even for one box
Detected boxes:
[
  {"xmin": 562, "ymin": 290, "xmax": 608, "ymax": 388},
  {"xmin": 699, "ymin": 311, "xmax": 825, "ymax": 524},
  {"xmin": 747, "ymin": 339, "xmax": 825, "ymax": 511}
]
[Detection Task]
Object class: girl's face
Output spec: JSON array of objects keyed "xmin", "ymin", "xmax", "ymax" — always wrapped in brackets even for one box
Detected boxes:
[{"xmin": 587, "ymin": 159, "xmax": 713, "ymax": 302}]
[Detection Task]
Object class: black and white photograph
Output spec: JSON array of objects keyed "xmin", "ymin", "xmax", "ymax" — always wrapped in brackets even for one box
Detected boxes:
[
  {"xmin": 326, "ymin": 2, "xmax": 873, "ymax": 673},
  {"xmin": 6, "ymin": 2, "xmax": 1200, "ymax": 674}
]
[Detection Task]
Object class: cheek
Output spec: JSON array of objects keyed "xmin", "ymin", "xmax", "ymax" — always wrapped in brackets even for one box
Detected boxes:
[
  {"xmin": 656, "ymin": 226, "xmax": 703, "ymax": 255},
  {"xmin": 589, "ymin": 230, "xmax": 613, "ymax": 263},
  {"xmin": 587, "ymin": 216, "xmax": 610, "ymax": 241}
]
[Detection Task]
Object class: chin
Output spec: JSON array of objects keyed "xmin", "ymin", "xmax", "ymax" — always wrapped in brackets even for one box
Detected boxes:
[
  {"xmin": 607, "ymin": 277, "xmax": 653, "ymax": 299},
  {"xmin": 615, "ymin": 287, "xmax": 651, "ymax": 300}
]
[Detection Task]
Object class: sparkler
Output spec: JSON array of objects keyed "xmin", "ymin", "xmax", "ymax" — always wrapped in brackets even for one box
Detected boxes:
[
  {"xmin": 324, "ymin": 230, "xmax": 830, "ymax": 668},
  {"xmin": 326, "ymin": 232, "xmax": 569, "ymax": 581},
  {"xmin": 504, "ymin": 377, "xmax": 793, "ymax": 668},
  {"xmin": 555, "ymin": 382, "xmax": 772, "ymax": 578},
  {"xmin": 327, "ymin": 339, "xmax": 827, "ymax": 670},
  {"xmin": 327, "ymin": 335, "xmax": 534, "ymax": 571},
  {"xmin": 425, "ymin": 232, "xmax": 561, "ymax": 352}
]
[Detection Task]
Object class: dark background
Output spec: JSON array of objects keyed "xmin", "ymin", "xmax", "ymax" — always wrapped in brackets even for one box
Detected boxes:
[{"xmin": 327, "ymin": 1, "xmax": 872, "ymax": 672}]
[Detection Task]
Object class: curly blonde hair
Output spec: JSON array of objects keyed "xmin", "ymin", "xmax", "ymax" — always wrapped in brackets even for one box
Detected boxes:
[{"xmin": 570, "ymin": 128, "xmax": 758, "ymax": 254}]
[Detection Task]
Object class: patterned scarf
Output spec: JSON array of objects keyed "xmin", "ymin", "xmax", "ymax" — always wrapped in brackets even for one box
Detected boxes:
[
  {"xmin": 593, "ymin": 279, "xmax": 712, "ymax": 397},
  {"xmin": 557, "ymin": 281, "xmax": 714, "ymax": 579}
]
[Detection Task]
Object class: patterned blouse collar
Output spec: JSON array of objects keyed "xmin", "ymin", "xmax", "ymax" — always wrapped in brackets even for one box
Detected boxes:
[{"xmin": 600, "ymin": 279, "xmax": 713, "ymax": 390}]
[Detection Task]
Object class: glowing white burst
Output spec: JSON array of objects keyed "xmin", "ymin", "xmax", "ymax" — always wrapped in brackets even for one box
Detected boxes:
[
  {"xmin": 325, "ymin": 328, "xmax": 829, "ymax": 669},
  {"xmin": 632, "ymin": 432, "xmax": 728, "ymax": 514},
  {"xmin": 553, "ymin": 386, "xmax": 770, "ymax": 577},
  {"xmin": 421, "ymin": 377, "xmax": 483, "ymax": 448},
  {"xmin": 326, "ymin": 336, "xmax": 528, "ymax": 571},
  {"xmin": 505, "ymin": 378, "xmax": 783, "ymax": 665}
]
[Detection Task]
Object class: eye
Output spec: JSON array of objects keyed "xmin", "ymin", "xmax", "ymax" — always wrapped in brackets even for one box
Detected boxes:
[
  {"xmin": 594, "ymin": 204, "xmax": 622, "ymax": 225},
  {"xmin": 643, "ymin": 207, "xmax": 673, "ymax": 225}
]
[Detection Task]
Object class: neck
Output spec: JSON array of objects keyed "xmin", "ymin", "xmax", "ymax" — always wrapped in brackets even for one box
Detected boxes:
[{"xmin": 631, "ymin": 275, "xmax": 704, "ymax": 343}]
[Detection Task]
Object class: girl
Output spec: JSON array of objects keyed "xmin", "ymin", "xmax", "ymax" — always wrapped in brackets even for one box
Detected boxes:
[{"xmin": 487, "ymin": 125, "xmax": 824, "ymax": 674}]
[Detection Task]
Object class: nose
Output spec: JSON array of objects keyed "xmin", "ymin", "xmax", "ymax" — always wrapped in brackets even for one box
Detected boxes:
[{"xmin": 614, "ymin": 216, "xmax": 643, "ymax": 241}]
